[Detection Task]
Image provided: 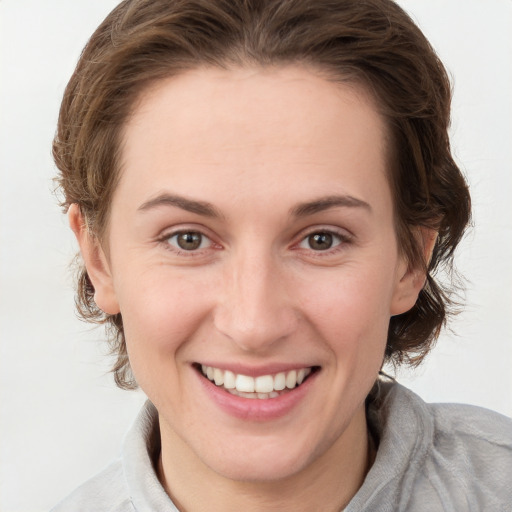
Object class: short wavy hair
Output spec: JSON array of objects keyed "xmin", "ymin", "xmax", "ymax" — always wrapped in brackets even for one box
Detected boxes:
[{"xmin": 54, "ymin": 0, "xmax": 471, "ymax": 389}]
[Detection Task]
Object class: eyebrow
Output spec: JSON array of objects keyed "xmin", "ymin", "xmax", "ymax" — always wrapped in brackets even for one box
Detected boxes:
[
  {"xmin": 138, "ymin": 192, "xmax": 370, "ymax": 219},
  {"xmin": 138, "ymin": 193, "xmax": 222, "ymax": 218},
  {"xmin": 290, "ymin": 195, "xmax": 371, "ymax": 217}
]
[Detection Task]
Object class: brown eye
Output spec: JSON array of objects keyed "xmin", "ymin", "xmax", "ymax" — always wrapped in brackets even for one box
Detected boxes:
[
  {"xmin": 308, "ymin": 233, "xmax": 333, "ymax": 250},
  {"xmin": 169, "ymin": 231, "xmax": 207, "ymax": 251},
  {"xmin": 299, "ymin": 231, "xmax": 344, "ymax": 252}
]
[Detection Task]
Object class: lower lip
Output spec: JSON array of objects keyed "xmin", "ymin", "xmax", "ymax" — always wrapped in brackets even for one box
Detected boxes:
[{"xmin": 195, "ymin": 368, "xmax": 319, "ymax": 421}]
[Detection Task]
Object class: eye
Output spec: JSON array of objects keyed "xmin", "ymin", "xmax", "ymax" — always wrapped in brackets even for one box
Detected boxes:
[
  {"xmin": 299, "ymin": 231, "xmax": 344, "ymax": 251},
  {"xmin": 167, "ymin": 231, "xmax": 211, "ymax": 251}
]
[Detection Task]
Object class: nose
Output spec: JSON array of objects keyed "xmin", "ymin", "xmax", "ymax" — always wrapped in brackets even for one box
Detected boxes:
[{"xmin": 213, "ymin": 249, "xmax": 298, "ymax": 353}]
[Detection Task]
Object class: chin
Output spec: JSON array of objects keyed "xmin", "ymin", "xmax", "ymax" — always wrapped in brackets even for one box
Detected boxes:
[
  {"xmin": 207, "ymin": 450, "xmax": 311, "ymax": 483},
  {"xmin": 194, "ymin": 429, "xmax": 327, "ymax": 484}
]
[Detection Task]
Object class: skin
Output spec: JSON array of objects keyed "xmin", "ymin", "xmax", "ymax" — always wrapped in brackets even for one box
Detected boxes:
[{"xmin": 70, "ymin": 66, "xmax": 430, "ymax": 511}]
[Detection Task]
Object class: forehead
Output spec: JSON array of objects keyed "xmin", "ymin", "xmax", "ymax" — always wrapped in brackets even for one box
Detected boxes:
[
  {"xmin": 117, "ymin": 65, "xmax": 391, "ymax": 216},
  {"xmin": 126, "ymin": 65, "xmax": 384, "ymax": 153}
]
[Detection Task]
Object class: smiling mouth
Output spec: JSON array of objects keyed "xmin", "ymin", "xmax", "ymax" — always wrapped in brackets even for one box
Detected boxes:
[{"xmin": 195, "ymin": 364, "xmax": 320, "ymax": 399}]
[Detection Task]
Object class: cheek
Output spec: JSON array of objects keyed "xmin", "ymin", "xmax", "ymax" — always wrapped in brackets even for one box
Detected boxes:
[
  {"xmin": 297, "ymin": 265, "xmax": 394, "ymax": 358},
  {"xmin": 117, "ymin": 272, "xmax": 214, "ymax": 359},
  {"xmin": 117, "ymin": 272, "xmax": 218, "ymax": 406}
]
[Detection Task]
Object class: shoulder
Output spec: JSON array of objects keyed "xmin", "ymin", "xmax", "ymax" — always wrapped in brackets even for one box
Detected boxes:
[
  {"xmin": 397, "ymin": 384, "xmax": 512, "ymax": 510},
  {"xmin": 426, "ymin": 400, "xmax": 512, "ymax": 489},
  {"xmin": 352, "ymin": 381, "xmax": 512, "ymax": 511},
  {"xmin": 50, "ymin": 459, "xmax": 134, "ymax": 512},
  {"xmin": 51, "ymin": 401, "xmax": 177, "ymax": 512},
  {"xmin": 430, "ymin": 400, "xmax": 512, "ymax": 449},
  {"xmin": 380, "ymin": 380, "xmax": 512, "ymax": 455}
]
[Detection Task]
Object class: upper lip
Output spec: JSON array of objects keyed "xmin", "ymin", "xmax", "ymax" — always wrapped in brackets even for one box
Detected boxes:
[{"xmin": 194, "ymin": 362, "xmax": 318, "ymax": 377}]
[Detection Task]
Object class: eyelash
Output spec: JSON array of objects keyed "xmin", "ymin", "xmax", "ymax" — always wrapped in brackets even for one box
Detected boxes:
[
  {"xmin": 294, "ymin": 228, "xmax": 353, "ymax": 256},
  {"xmin": 157, "ymin": 229, "xmax": 218, "ymax": 256},
  {"xmin": 157, "ymin": 227, "xmax": 353, "ymax": 257}
]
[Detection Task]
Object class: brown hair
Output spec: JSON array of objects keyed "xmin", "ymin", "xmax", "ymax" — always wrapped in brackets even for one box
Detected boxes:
[{"xmin": 54, "ymin": 0, "xmax": 471, "ymax": 389}]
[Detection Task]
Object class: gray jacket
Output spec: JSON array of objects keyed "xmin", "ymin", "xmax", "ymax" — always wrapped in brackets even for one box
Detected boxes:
[{"xmin": 51, "ymin": 381, "xmax": 512, "ymax": 511}]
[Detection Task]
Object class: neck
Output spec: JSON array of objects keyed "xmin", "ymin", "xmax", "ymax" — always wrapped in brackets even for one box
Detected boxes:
[{"xmin": 157, "ymin": 405, "xmax": 373, "ymax": 512}]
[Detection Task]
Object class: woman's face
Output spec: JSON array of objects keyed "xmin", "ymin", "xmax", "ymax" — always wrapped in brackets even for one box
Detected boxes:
[{"xmin": 83, "ymin": 66, "xmax": 421, "ymax": 482}]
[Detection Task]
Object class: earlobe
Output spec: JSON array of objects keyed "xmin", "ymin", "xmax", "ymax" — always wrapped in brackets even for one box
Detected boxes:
[
  {"xmin": 390, "ymin": 227, "xmax": 437, "ymax": 316},
  {"xmin": 68, "ymin": 204, "xmax": 120, "ymax": 315}
]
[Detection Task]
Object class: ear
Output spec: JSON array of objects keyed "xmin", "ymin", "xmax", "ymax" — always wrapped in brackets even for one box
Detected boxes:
[
  {"xmin": 390, "ymin": 227, "xmax": 437, "ymax": 316},
  {"xmin": 68, "ymin": 204, "xmax": 120, "ymax": 315}
]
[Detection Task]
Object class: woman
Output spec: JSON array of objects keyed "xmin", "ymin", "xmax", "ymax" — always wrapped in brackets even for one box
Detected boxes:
[{"xmin": 51, "ymin": 0, "xmax": 511, "ymax": 510}]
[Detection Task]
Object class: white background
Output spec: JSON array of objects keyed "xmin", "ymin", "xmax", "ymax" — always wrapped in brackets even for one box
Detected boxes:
[{"xmin": 1, "ymin": 1, "xmax": 511, "ymax": 511}]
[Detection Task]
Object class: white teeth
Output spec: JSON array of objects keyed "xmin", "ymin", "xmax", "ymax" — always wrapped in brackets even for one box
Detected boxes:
[
  {"xmin": 274, "ymin": 372, "xmax": 286, "ymax": 391},
  {"xmin": 200, "ymin": 365, "xmax": 314, "ymax": 398},
  {"xmin": 213, "ymin": 368, "xmax": 224, "ymax": 386},
  {"xmin": 223, "ymin": 370, "xmax": 236, "ymax": 389},
  {"xmin": 286, "ymin": 370, "xmax": 297, "ymax": 389},
  {"xmin": 236, "ymin": 374, "xmax": 255, "ymax": 393},
  {"xmin": 255, "ymin": 375, "xmax": 274, "ymax": 393}
]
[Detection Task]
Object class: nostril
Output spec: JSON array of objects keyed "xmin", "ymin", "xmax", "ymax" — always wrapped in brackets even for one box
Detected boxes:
[{"xmin": 213, "ymin": 306, "xmax": 299, "ymax": 353}]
